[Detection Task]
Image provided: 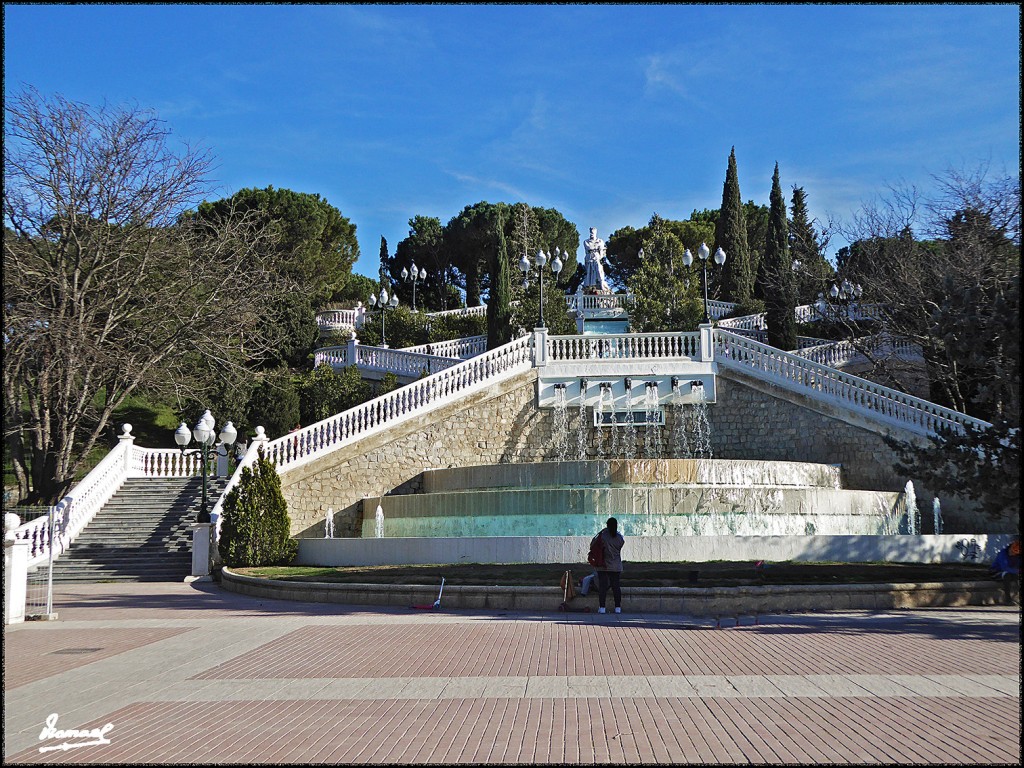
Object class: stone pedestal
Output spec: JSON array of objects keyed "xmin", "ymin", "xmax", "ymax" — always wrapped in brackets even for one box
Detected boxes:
[
  {"xmin": 4, "ymin": 539, "xmax": 28, "ymax": 624},
  {"xmin": 186, "ymin": 523, "xmax": 213, "ymax": 583}
]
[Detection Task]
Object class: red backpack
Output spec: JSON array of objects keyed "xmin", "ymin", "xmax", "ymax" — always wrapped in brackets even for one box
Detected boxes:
[{"xmin": 587, "ymin": 535, "xmax": 605, "ymax": 568}]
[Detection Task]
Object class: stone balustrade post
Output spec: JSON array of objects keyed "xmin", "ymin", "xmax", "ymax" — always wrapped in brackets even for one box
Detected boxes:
[
  {"xmin": 118, "ymin": 423, "xmax": 135, "ymax": 474},
  {"xmin": 699, "ymin": 323, "xmax": 714, "ymax": 362},
  {"xmin": 4, "ymin": 514, "xmax": 27, "ymax": 625},
  {"xmin": 186, "ymin": 522, "xmax": 213, "ymax": 583},
  {"xmin": 354, "ymin": 302, "xmax": 365, "ymax": 329},
  {"xmin": 346, "ymin": 331, "xmax": 359, "ymax": 365},
  {"xmin": 532, "ymin": 328, "xmax": 549, "ymax": 368}
]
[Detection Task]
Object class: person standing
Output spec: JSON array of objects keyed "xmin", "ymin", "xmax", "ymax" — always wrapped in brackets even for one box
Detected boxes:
[{"xmin": 594, "ymin": 517, "xmax": 625, "ymax": 614}]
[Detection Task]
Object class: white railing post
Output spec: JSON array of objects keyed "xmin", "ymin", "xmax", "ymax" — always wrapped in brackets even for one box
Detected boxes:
[
  {"xmin": 699, "ymin": 324, "xmax": 714, "ymax": 362},
  {"xmin": 346, "ymin": 331, "xmax": 359, "ymax": 364},
  {"xmin": 4, "ymin": 514, "xmax": 28, "ymax": 625},
  {"xmin": 534, "ymin": 328, "xmax": 549, "ymax": 367},
  {"xmin": 118, "ymin": 423, "xmax": 135, "ymax": 474},
  {"xmin": 355, "ymin": 302, "xmax": 366, "ymax": 329}
]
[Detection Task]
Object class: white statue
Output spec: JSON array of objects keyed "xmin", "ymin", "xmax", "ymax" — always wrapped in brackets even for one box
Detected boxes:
[{"xmin": 583, "ymin": 227, "xmax": 609, "ymax": 292}]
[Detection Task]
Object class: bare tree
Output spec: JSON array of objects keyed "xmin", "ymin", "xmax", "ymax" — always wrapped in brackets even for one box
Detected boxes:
[{"xmin": 3, "ymin": 88, "xmax": 280, "ymax": 504}]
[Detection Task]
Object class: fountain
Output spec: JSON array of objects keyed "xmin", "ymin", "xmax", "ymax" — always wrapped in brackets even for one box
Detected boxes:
[
  {"xmin": 374, "ymin": 503, "xmax": 385, "ymax": 538},
  {"xmin": 552, "ymin": 384, "xmax": 569, "ymax": 461},
  {"xmin": 622, "ymin": 378, "xmax": 637, "ymax": 459},
  {"xmin": 933, "ymin": 497, "xmax": 943, "ymax": 535},
  {"xmin": 324, "ymin": 507, "xmax": 335, "ymax": 538},
  {"xmin": 691, "ymin": 382, "xmax": 712, "ymax": 458},
  {"xmin": 670, "ymin": 378, "xmax": 692, "ymax": 459},
  {"xmin": 643, "ymin": 382, "xmax": 661, "ymax": 457},
  {"xmin": 575, "ymin": 379, "xmax": 589, "ymax": 461},
  {"xmin": 904, "ymin": 480, "xmax": 918, "ymax": 535}
]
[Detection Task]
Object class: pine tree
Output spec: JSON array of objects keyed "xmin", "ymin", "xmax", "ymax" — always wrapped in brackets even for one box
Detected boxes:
[
  {"xmin": 762, "ymin": 164, "xmax": 797, "ymax": 350},
  {"xmin": 218, "ymin": 448, "xmax": 298, "ymax": 568},
  {"xmin": 487, "ymin": 207, "xmax": 513, "ymax": 348},
  {"xmin": 715, "ymin": 147, "xmax": 753, "ymax": 305}
]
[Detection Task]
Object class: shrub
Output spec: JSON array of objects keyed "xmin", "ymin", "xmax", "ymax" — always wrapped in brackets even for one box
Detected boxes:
[{"xmin": 218, "ymin": 448, "xmax": 298, "ymax": 568}]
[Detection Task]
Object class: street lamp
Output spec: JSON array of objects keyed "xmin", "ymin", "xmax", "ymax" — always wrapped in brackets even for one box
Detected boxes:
[
  {"xmin": 401, "ymin": 263, "xmax": 428, "ymax": 312},
  {"xmin": 829, "ymin": 279, "xmax": 863, "ymax": 320},
  {"xmin": 367, "ymin": 288, "xmax": 400, "ymax": 347},
  {"xmin": 519, "ymin": 247, "xmax": 563, "ymax": 329},
  {"xmin": 174, "ymin": 410, "xmax": 236, "ymax": 524},
  {"xmin": 683, "ymin": 242, "xmax": 726, "ymax": 324}
]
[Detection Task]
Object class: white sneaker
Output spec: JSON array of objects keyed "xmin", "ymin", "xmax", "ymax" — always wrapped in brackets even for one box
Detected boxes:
[
  {"xmin": 614, "ymin": 607, "xmax": 621, "ymax": 614},
  {"xmin": 598, "ymin": 607, "xmax": 606, "ymax": 614}
]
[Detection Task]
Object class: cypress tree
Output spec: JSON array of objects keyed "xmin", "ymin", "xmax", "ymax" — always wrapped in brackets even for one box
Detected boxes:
[
  {"xmin": 763, "ymin": 163, "xmax": 797, "ymax": 350},
  {"xmin": 789, "ymin": 186, "xmax": 834, "ymax": 304},
  {"xmin": 378, "ymin": 236, "xmax": 389, "ymax": 290},
  {"xmin": 486, "ymin": 207, "xmax": 513, "ymax": 349},
  {"xmin": 218, "ymin": 447, "xmax": 298, "ymax": 567},
  {"xmin": 715, "ymin": 147, "xmax": 753, "ymax": 305}
]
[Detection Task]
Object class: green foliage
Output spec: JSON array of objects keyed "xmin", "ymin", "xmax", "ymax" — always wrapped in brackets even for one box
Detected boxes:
[
  {"xmin": 789, "ymin": 186, "xmax": 835, "ymax": 304},
  {"xmin": 445, "ymin": 201, "xmax": 498, "ymax": 307},
  {"xmin": 246, "ymin": 368, "xmax": 300, "ymax": 439},
  {"xmin": 393, "ymin": 216, "xmax": 454, "ymax": 311},
  {"xmin": 487, "ymin": 208, "xmax": 514, "ymax": 349},
  {"xmin": 258, "ymin": 291, "xmax": 318, "ymax": 370},
  {"xmin": 715, "ymin": 147, "xmax": 753, "ymax": 304},
  {"xmin": 625, "ymin": 214, "xmax": 703, "ymax": 332},
  {"xmin": 197, "ymin": 186, "xmax": 358, "ymax": 305},
  {"xmin": 358, "ymin": 305, "xmax": 430, "ymax": 349},
  {"xmin": 760, "ymin": 164, "xmax": 797, "ymax": 350},
  {"xmin": 218, "ymin": 448, "xmax": 298, "ymax": 568},
  {"xmin": 330, "ymin": 273, "xmax": 378, "ymax": 308},
  {"xmin": 607, "ymin": 217, "xmax": 715, "ymax": 289},
  {"xmin": 510, "ymin": 279, "xmax": 577, "ymax": 336},
  {"xmin": 298, "ymin": 364, "xmax": 370, "ymax": 426},
  {"xmin": 428, "ymin": 313, "xmax": 486, "ymax": 342}
]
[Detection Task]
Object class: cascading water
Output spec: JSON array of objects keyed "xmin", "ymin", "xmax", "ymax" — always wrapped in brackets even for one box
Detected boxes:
[
  {"xmin": 552, "ymin": 384, "xmax": 569, "ymax": 461},
  {"xmin": 324, "ymin": 506, "xmax": 335, "ymax": 538},
  {"xmin": 643, "ymin": 383, "xmax": 661, "ymax": 457},
  {"xmin": 933, "ymin": 497, "xmax": 942, "ymax": 535},
  {"xmin": 606, "ymin": 385, "xmax": 620, "ymax": 457},
  {"xmin": 622, "ymin": 380, "xmax": 637, "ymax": 459},
  {"xmin": 670, "ymin": 381, "xmax": 691, "ymax": 459},
  {"xmin": 375, "ymin": 504, "xmax": 385, "ymax": 538},
  {"xmin": 903, "ymin": 481, "xmax": 918, "ymax": 535},
  {"xmin": 576, "ymin": 381, "xmax": 589, "ymax": 461},
  {"xmin": 692, "ymin": 383, "xmax": 713, "ymax": 458}
]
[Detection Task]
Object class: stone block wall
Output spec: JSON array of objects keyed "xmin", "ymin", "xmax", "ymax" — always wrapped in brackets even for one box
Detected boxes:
[{"xmin": 280, "ymin": 364, "xmax": 990, "ymax": 539}]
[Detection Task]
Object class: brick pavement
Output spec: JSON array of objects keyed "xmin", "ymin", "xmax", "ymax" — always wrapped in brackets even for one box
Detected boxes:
[{"xmin": 3, "ymin": 581, "xmax": 1020, "ymax": 764}]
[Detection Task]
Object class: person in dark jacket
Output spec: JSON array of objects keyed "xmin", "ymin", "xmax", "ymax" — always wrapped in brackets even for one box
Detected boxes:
[{"xmin": 594, "ymin": 517, "xmax": 625, "ymax": 614}]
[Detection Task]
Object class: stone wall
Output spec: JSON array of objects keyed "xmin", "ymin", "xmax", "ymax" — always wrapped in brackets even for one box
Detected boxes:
[{"xmin": 280, "ymin": 364, "xmax": 991, "ymax": 539}]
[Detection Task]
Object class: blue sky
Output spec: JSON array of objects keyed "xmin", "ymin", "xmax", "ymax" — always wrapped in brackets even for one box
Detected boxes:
[{"xmin": 4, "ymin": 3, "xmax": 1019, "ymax": 278}]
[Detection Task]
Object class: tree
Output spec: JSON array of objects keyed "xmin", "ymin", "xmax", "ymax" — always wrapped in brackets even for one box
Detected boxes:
[
  {"xmin": 246, "ymin": 367, "xmax": 300, "ymax": 439},
  {"xmin": 789, "ymin": 186, "xmax": 835, "ymax": 304},
  {"xmin": 715, "ymin": 148, "xmax": 754, "ymax": 304},
  {"xmin": 445, "ymin": 202, "xmax": 498, "ymax": 307},
  {"xmin": 759, "ymin": 164, "xmax": 797, "ymax": 350},
  {"xmin": 625, "ymin": 214, "xmax": 703, "ymax": 332},
  {"xmin": 834, "ymin": 165, "xmax": 1020, "ymax": 523},
  {"xmin": 393, "ymin": 216, "xmax": 454, "ymax": 311},
  {"xmin": 487, "ymin": 208, "xmax": 513, "ymax": 349},
  {"xmin": 607, "ymin": 217, "xmax": 715, "ymax": 289},
  {"xmin": 218, "ymin": 447, "xmax": 298, "ymax": 568},
  {"xmin": 297, "ymin": 364, "xmax": 370, "ymax": 426},
  {"xmin": 378, "ymin": 235, "xmax": 390, "ymax": 289},
  {"xmin": 196, "ymin": 185, "xmax": 358, "ymax": 306},
  {"xmin": 3, "ymin": 88, "xmax": 279, "ymax": 504}
]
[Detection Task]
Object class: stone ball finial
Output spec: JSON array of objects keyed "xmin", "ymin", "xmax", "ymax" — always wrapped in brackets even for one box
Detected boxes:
[
  {"xmin": 349, "ymin": 331, "xmax": 357, "ymax": 340},
  {"xmin": 5, "ymin": 512, "xmax": 21, "ymax": 541},
  {"xmin": 255, "ymin": 426, "xmax": 267, "ymax": 439},
  {"xmin": 121, "ymin": 423, "xmax": 133, "ymax": 435}
]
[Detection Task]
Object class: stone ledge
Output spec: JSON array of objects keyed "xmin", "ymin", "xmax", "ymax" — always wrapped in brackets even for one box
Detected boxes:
[{"xmin": 220, "ymin": 568, "xmax": 1007, "ymax": 616}]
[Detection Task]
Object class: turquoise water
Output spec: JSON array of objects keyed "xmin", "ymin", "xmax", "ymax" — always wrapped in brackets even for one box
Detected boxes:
[{"xmin": 583, "ymin": 320, "xmax": 629, "ymax": 335}]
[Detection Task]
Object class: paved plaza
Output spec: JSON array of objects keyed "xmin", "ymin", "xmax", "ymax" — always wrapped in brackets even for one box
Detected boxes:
[{"xmin": 3, "ymin": 581, "xmax": 1020, "ymax": 764}]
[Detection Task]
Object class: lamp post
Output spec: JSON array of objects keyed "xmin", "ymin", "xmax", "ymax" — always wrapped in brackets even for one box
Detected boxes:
[
  {"xmin": 829, "ymin": 279, "xmax": 863, "ymax": 320},
  {"xmin": 401, "ymin": 263, "xmax": 428, "ymax": 312},
  {"xmin": 174, "ymin": 410, "xmax": 236, "ymax": 524},
  {"xmin": 519, "ymin": 247, "xmax": 563, "ymax": 329},
  {"xmin": 683, "ymin": 242, "xmax": 726, "ymax": 324},
  {"xmin": 367, "ymin": 288, "xmax": 400, "ymax": 347}
]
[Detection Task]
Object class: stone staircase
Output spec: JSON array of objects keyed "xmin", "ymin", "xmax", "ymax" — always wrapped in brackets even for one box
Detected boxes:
[{"xmin": 44, "ymin": 476, "xmax": 227, "ymax": 582}]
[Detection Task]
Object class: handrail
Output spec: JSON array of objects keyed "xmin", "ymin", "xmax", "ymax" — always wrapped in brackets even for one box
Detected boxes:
[
  {"xmin": 12, "ymin": 441, "xmax": 132, "ymax": 567},
  {"xmin": 354, "ymin": 345, "xmax": 463, "ymax": 378},
  {"xmin": 427, "ymin": 304, "xmax": 488, "ymax": 318},
  {"xmin": 793, "ymin": 333, "xmax": 923, "ymax": 368},
  {"xmin": 712, "ymin": 329, "xmax": 989, "ymax": 437},
  {"xmin": 399, "ymin": 335, "xmax": 487, "ymax": 359},
  {"xmin": 316, "ymin": 307, "xmax": 365, "ymax": 332},
  {"xmin": 566, "ymin": 294, "xmax": 633, "ymax": 312},
  {"xmin": 547, "ymin": 331, "xmax": 701, "ymax": 362},
  {"xmin": 313, "ymin": 345, "xmax": 350, "ymax": 368},
  {"xmin": 261, "ymin": 334, "xmax": 535, "ymax": 475}
]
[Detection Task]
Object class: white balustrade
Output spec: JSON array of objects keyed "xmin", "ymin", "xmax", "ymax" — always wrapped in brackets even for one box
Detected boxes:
[
  {"xmin": 712, "ymin": 329, "xmax": 988, "ymax": 437},
  {"xmin": 262, "ymin": 334, "xmax": 535, "ymax": 474},
  {"xmin": 427, "ymin": 304, "xmax": 488, "ymax": 318},
  {"xmin": 313, "ymin": 346, "xmax": 350, "ymax": 368},
  {"xmin": 794, "ymin": 333, "xmax": 923, "ymax": 368},
  {"xmin": 565, "ymin": 294, "xmax": 633, "ymax": 312},
  {"xmin": 399, "ymin": 335, "xmax": 488, "ymax": 360},
  {"xmin": 707, "ymin": 299, "xmax": 738, "ymax": 319},
  {"xmin": 546, "ymin": 332, "xmax": 701, "ymax": 362},
  {"xmin": 316, "ymin": 308, "xmax": 364, "ymax": 333},
  {"xmin": 355, "ymin": 345, "xmax": 462, "ymax": 378}
]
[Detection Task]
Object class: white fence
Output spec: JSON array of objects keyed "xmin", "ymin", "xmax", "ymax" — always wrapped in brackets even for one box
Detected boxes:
[
  {"xmin": 712, "ymin": 329, "xmax": 989, "ymax": 437},
  {"xmin": 399, "ymin": 335, "xmax": 488, "ymax": 359},
  {"xmin": 316, "ymin": 307, "xmax": 365, "ymax": 333},
  {"xmin": 794, "ymin": 333, "xmax": 923, "ymax": 369},
  {"xmin": 566, "ymin": 293, "xmax": 633, "ymax": 313},
  {"xmin": 546, "ymin": 332, "xmax": 702, "ymax": 362}
]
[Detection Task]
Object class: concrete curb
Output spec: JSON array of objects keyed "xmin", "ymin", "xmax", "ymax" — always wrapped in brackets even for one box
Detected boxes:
[{"xmin": 220, "ymin": 568, "xmax": 1008, "ymax": 615}]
